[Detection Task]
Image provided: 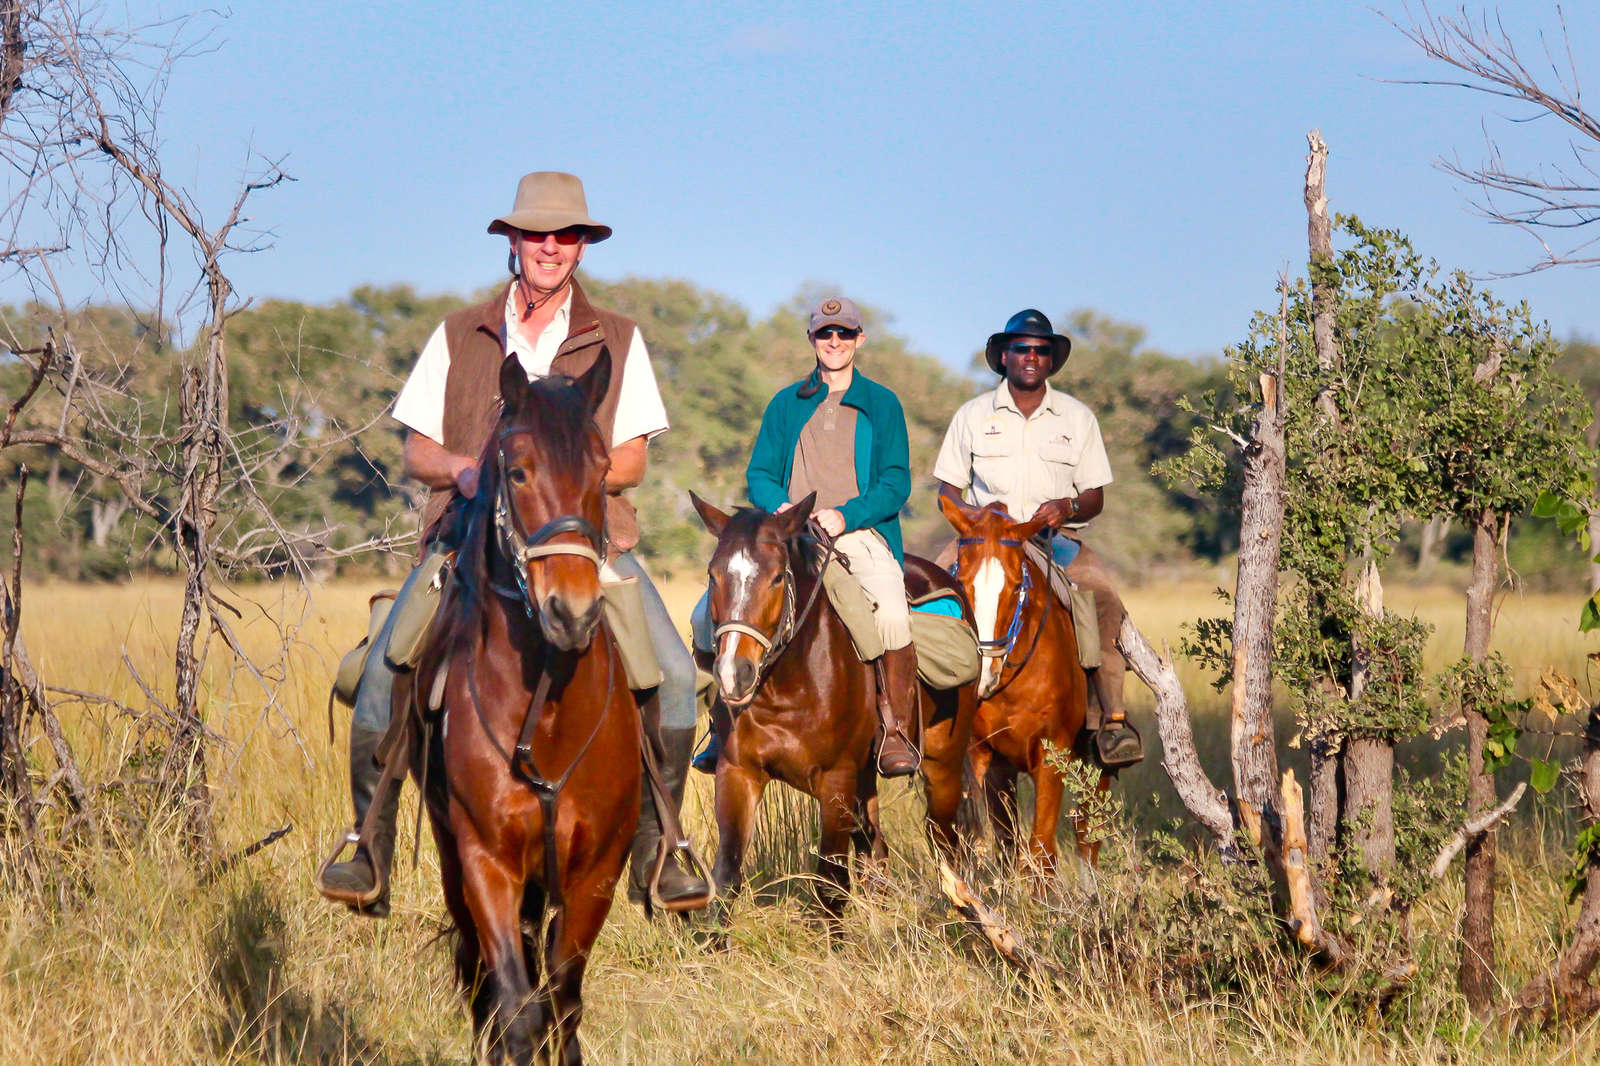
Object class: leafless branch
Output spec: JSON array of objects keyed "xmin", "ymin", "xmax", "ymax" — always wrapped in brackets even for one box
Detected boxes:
[{"xmin": 1386, "ymin": 3, "xmax": 1600, "ymax": 271}]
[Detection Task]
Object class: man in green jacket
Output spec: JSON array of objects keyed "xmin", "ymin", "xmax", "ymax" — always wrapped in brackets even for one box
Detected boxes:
[
  {"xmin": 696, "ymin": 296, "xmax": 920, "ymax": 776},
  {"xmin": 747, "ymin": 297, "xmax": 918, "ymax": 774}
]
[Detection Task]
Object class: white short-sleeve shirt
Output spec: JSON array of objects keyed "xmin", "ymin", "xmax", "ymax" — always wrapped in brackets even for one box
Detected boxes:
[
  {"xmin": 392, "ymin": 287, "xmax": 669, "ymax": 450},
  {"xmin": 932, "ymin": 381, "xmax": 1113, "ymax": 527}
]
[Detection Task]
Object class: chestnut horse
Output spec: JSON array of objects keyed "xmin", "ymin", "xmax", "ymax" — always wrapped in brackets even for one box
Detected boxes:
[
  {"xmin": 408, "ymin": 353, "xmax": 638, "ymax": 1065},
  {"xmin": 938, "ymin": 495, "xmax": 1106, "ymax": 874},
  {"xmin": 690, "ymin": 493, "xmax": 976, "ymax": 924}
]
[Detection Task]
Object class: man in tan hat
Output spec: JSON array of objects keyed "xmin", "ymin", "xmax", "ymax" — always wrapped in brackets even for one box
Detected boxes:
[
  {"xmin": 932, "ymin": 309, "xmax": 1144, "ymax": 768},
  {"xmin": 317, "ymin": 171, "xmax": 710, "ymax": 914}
]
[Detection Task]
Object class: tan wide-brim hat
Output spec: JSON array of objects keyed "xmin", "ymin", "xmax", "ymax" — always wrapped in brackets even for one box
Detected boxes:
[{"xmin": 487, "ymin": 172, "xmax": 612, "ymax": 243}]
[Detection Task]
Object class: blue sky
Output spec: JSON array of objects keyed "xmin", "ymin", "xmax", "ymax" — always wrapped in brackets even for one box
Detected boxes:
[{"xmin": 24, "ymin": 1, "xmax": 1600, "ymax": 369}]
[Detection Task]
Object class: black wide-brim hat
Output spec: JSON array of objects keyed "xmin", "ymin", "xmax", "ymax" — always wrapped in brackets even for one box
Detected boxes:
[{"xmin": 985, "ymin": 308, "xmax": 1071, "ymax": 376}]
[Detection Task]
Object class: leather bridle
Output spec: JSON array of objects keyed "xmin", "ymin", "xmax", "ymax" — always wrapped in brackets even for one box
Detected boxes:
[
  {"xmin": 491, "ymin": 426, "xmax": 604, "ymax": 615},
  {"xmin": 956, "ymin": 534, "xmax": 1051, "ymax": 696},
  {"xmin": 710, "ymin": 523, "xmax": 839, "ymax": 697}
]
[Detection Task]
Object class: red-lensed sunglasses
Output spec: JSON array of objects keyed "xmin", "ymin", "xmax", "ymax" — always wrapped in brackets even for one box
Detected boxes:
[{"xmin": 522, "ymin": 227, "xmax": 587, "ymax": 246}]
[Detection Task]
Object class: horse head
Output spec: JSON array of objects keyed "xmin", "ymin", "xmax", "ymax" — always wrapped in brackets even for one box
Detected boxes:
[
  {"xmin": 691, "ymin": 491, "xmax": 815, "ymax": 707},
  {"xmin": 938, "ymin": 494, "xmax": 1048, "ymax": 698},
  {"xmin": 489, "ymin": 351, "xmax": 612, "ymax": 651}
]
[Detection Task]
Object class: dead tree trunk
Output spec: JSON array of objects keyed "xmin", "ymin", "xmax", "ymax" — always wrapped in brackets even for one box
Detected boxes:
[
  {"xmin": 1461, "ymin": 505, "xmax": 1501, "ymax": 1014},
  {"xmin": 1230, "ymin": 288, "xmax": 1289, "ymax": 842},
  {"xmin": 1, "ymin": 467, "xmax": 41, "ymax": 887},
  {"xmin": 1511, "ymin": 705, "xmax": 1600, "ymax": 1023}
]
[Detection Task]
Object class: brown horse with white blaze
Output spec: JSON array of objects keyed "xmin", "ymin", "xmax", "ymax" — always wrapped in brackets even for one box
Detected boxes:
[
  {"xmin": 691, "ymin": 493, "xmax": 976, "ymax": 925},
  {"xmin": 408, "ymin": 353, "xmax": 638, "ymax": 1065},
  {"xmin": 938, "ymin": 494, "xmax": 1106, "ymax": 875}
]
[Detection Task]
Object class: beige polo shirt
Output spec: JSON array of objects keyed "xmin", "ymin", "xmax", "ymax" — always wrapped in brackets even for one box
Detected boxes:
[{"xmin": 932, "ymin": 381, "xmax": 1113, "ymax": 527}]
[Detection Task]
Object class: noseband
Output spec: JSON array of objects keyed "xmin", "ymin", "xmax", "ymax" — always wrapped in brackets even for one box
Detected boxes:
[{"xmin": 492, "ymin": 428, "xmax": 604, "ymax": 616}]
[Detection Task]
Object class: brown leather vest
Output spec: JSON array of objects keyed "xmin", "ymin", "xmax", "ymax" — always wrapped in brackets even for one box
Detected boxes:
[{"xmin": 420, "ymin": 278, "xmax": 642, "ymax": 550}]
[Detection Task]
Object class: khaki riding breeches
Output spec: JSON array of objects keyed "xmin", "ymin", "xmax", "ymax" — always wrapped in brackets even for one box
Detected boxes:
[{"xmin": 833, "ymin": 529, "xmax": 912, "ymax": 652}]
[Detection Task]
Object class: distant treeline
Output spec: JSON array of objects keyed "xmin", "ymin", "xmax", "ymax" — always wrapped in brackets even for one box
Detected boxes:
[{"xmin": 2, "ymin": 277, "xmax": 1593, "ymax": 587}]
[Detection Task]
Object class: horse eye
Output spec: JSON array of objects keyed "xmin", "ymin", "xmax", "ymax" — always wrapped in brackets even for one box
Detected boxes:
[
  {"xmin": 768, "ymin": 574, "xmax": 783, "ymax": 589},
  {"xmin": 508, "ymin": 467, "xmax": 528, "ymax": 484}
]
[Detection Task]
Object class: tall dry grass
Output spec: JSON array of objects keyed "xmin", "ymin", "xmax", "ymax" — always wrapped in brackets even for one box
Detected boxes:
[{"xmin": 0, "ymin": 576, "xmax": 1597, "ymax": 1063}]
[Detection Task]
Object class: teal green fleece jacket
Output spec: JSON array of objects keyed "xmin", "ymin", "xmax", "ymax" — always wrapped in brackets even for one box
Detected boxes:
[{"xmin": 746, "ymin": 367, "xmax": 910, "ymax": 562}]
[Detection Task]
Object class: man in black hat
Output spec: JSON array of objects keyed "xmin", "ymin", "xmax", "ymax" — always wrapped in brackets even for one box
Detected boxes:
[{"xmin": 931, "ymin": 309, "xmax": 1144, "ymax": 768}]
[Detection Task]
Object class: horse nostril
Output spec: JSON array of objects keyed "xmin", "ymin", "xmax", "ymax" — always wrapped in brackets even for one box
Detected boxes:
[{"xmin": 734, "ymin": 660, "xmax": 756, "ymax": 692}]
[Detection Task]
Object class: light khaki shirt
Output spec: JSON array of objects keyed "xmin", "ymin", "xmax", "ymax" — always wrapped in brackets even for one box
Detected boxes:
[{"xmin": 932, "ymin": 381, "xmax": 1113, "ymax": 528}]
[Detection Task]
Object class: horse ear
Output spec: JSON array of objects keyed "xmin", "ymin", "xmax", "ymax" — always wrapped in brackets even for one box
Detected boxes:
[
  {"xmin": 778, "ymin": 492, "xmax": 817, "ymax": 539},
  {"xmin": 574, "ymin": 347, "xmax": 613, "ymax": 416},
  {"xmin": 690, "ymin": 491, "xmax": 730, "ymax": 538},
  {"xmin": 498, "ymin": 355, "xmax": 529, "ymax": 413},
  {"xmin": 937, "ymin": 492, "xmax": 976, "ymax": 535}
]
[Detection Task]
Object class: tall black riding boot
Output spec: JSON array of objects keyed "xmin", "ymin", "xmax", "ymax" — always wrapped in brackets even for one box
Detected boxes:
[
  {"xmin": 316, "ymin": 723, "xmax": 401, "ymax": 917},
  {"xmin": 629, "ymin": 715, "xmax": 711, "ymax": 910}
]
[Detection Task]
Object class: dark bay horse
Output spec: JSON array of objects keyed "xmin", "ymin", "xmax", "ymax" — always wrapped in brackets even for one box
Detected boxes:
[
  {"xmin": 690, "ymin": 493, "xmax": 976, "ymax": 924},
  {"xmin": 938, "ymin": 495, "xmax": 1106, "ymax": 875},
  {"xmin": 408, "ymin": 353, "xmax": 638, "ymax": 1065}
]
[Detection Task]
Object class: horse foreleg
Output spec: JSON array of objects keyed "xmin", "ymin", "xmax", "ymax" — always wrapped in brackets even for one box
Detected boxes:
[
  {"xmin": 711, "ymin": 761, "xmax": 766, "ymax": 930},
  {"xmin": 1027, "ymin": 757, "xmax": 1064, "ymax": 887},
  {"xmin": 815, "ymin": 770, "xmax": 859, "ymax": 929},
  {"xmin": 977, "ymin": 750, "xmax": 1020, "ymax": 869},
  {"xmin": 540, "ymin": 864, "xmax": 621, "ymax": 1066},
  {"xmin": 457, "ymin": 839, "xmax": 543, "ymax": 1064}
]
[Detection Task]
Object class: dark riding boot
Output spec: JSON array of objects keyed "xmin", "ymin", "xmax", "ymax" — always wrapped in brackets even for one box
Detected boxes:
[
  {"xmin": 1087, "ymin": 666, "xmax": 1144, "ymax": 769},
  {"xmin": 316, "ymin": 723, "xmax": 401, "ymax": 917},
  {"xmin": 875, "ymin": 644, "xmax": 921, "ymax": 778},
  {"xmin": 629, "ymin": 723, "xmax": 712, "ymax": 909}
]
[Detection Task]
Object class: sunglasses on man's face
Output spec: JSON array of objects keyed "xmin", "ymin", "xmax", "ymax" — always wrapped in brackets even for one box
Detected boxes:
[
  {"xmin": 1007, "ymin": 342, "xmax": 1053, "ymax": 357},
  {"xmin": 524, "ymin": 227, "xmax": 586, "ymax": 246},
  {"xmin": 814, "ymin": 326, "xmax": 860, "ymax": 340}
]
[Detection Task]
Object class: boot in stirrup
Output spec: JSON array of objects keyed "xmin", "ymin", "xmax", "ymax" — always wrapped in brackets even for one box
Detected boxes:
[{"xmin": 316, "ymin": 723, "xmax": 401, "ymax": 917}]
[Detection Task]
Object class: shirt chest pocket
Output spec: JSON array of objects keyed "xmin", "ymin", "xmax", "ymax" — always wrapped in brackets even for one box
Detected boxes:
[
  {"xmin": 970, "ymin": 435, "xmax": 1017, "ymax": 496},
  {"xmin": 1037, "ymin": 438, "xmax": 1080, "ymax": 496}
]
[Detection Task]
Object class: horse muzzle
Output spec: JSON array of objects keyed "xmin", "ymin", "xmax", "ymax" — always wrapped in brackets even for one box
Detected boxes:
[{"xmin": 538, "ymin": 592, "xmax": 603, "ymax": 651}]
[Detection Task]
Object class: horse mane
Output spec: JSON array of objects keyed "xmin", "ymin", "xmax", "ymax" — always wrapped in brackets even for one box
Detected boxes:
[{"xmin": 436, "ymin": 375, "xmax": 602, "ymax": 656}]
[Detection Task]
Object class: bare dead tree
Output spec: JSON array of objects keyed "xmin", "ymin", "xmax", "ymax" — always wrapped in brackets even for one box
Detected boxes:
[
  {"xmin": 1387, "ymin": 3, "xmax": 1600, "ymax": 272},
  {"xmin": 0, "ymin": 2, "xmax": 304, "ymax": 863}
]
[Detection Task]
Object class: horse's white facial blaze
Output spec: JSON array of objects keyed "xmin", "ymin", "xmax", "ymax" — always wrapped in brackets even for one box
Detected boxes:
[
  {"xmin": 715, "ymin": 547, "xmax": 762, "ymax": 699},
  {"xmin": 972, "ymin": 555, "xmax": 1005, "ymax": 697}
]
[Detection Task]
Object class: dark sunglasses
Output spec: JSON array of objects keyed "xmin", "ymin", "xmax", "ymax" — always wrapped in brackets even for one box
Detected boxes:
[
  {"xmin": 1007, "ymin": 342, "xmax": 1053, "ymax": 357},
  {"xmin": 813, "ymin": 326, "xmax": 860, "ymax": 340},
  {"xmin": 523, "ymin": 227, "xmax": 586, "ymax": 246}
]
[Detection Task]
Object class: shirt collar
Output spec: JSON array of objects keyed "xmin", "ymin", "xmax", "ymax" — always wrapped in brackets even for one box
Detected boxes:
[
  {"xmin": 503, "ymin": 285, "xmax": 573, "ymax": 344},
  {"xmin": 993, "ymin": 380, "xmax": 1060, "ymax": 415}
]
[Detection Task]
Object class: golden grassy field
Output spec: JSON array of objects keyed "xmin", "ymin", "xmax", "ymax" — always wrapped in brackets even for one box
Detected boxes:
[{"xmin": 3, "ymin": 575, "xmax": 1599, "ymax": 1064}]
